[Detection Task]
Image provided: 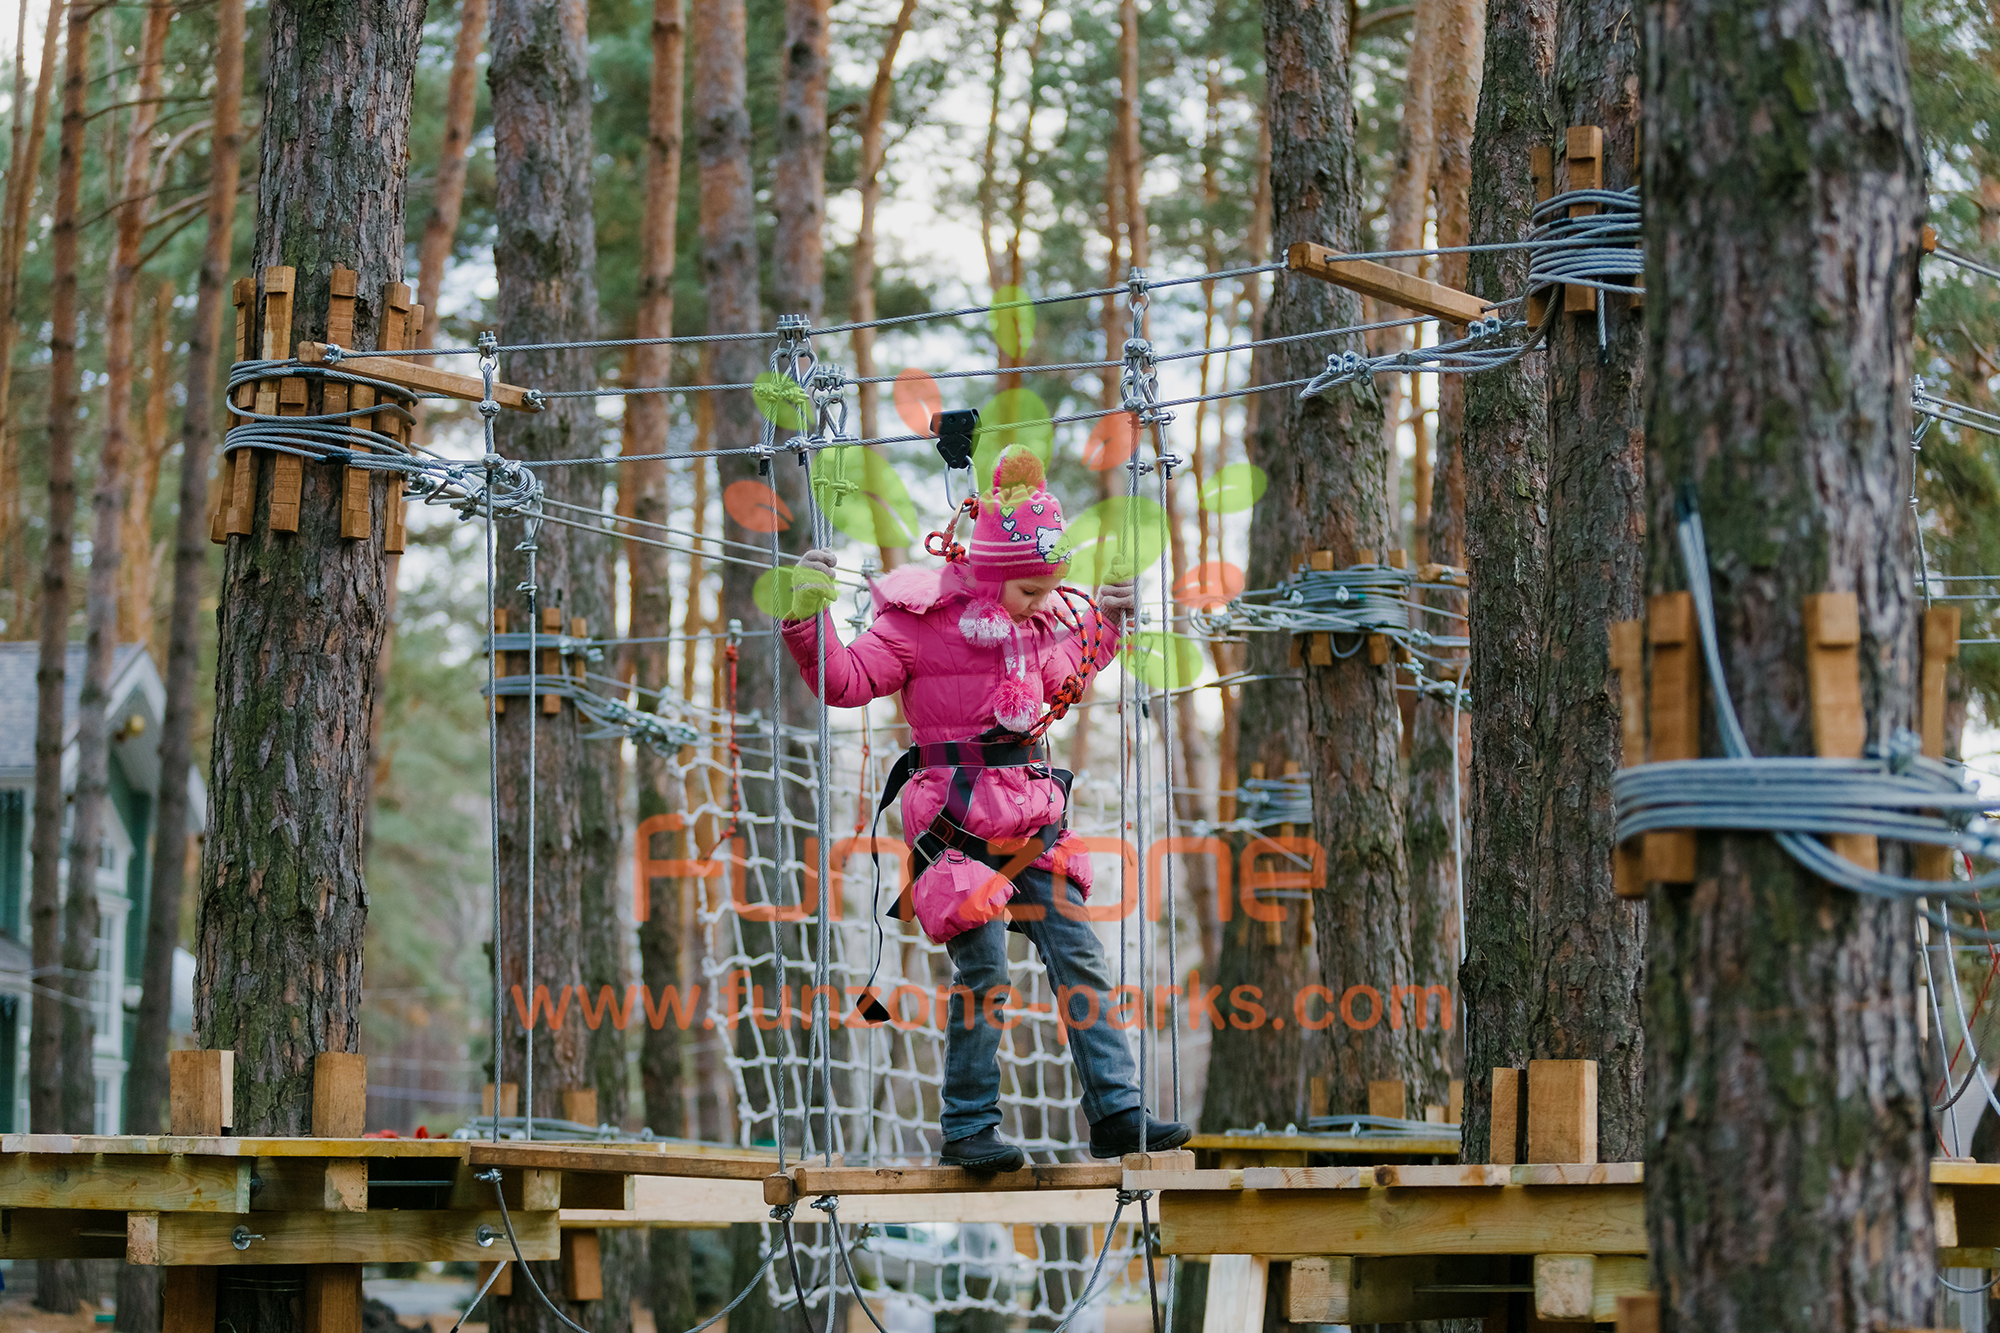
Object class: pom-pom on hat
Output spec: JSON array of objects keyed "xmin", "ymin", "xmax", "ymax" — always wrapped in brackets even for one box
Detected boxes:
[{"xmin": 966, "ymin": 448, "xmax": 1068, "ymax": 583}]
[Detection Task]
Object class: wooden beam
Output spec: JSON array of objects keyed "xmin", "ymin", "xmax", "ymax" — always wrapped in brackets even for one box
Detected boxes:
[
  {"xmin": 562, "ymin": 1229, "xmax": 604, "ymax": 1301},
  {"xmin": 1157, "ymin": 1184, "xmax": 1649, "ymax": 1257},
  {"xmin": 463, "ymin": 1142, "xmax": 777, "ymax": 1181},
  {"xmin": 1238, "ymin": 1166, "xmax": 1372, "ymax": 1190},
  {"xmin": 0, "ymin": 1152, "xmax": 251, "ymax": 1212},
  {"xmin": 1526, "ymin": 1059, "xmax": 1598, "ymax": 1164},
  {"xmin": 304, "ymin": 1263, "xmax": 363, "ymax": 1333},
  {"xmin": 1373, "ymin": 1162, "xmax": 1640, "ymax": 1187},
  {"xmin": 478, "ymin": 1259, "xmax": 514, "ymax": 1297},
  {"xmin": 0, "ymin": 1208, "xmax": 130, "ymax": 1258},
  {"xmin": 312, "ymin": 1052, "xmax": 368, "ymax": 1138},
  {"xmin": 1288, "ymin": 242, "xmax": 1489, "ymax": 325},
  {"xmin": 1287, "ymin": 1255, "xmax": 1499, "ymax": 1324},
  {"xmin": 1918, "ymin": 604, "xmax": 1963, "ymax": 880},
  {"xmin": 296, "ymin": 339, "xmax": 543, "ymax": 412},
  {"xmin": 170, "ymin": 1050, "xmax": 234, "ymax": 1136},
  {"xmin": 1203, "ymin": 1253, "xmax": 1270, "ymax": 1328},
  {"xmin": 1803, "ymin": 592, "xmax": 1877, "ymax": 870},
  {"xmin": 162, "ymin": 1267, "xmax": 218, "ymax": 1333},
  {"xmin": 570, "ymin": 1174, "xmax": 1128, "ymax": 1228},
  {"xmin": 147, "ymin": 1208, "xmax": 559, "ymax": 1266},
  {"xmin": 1644, "ymin": 592, "xmax": 1700, "ymax": 882},
  {"xmin": 790, "ymin": 1161, "xmax": 1124, "ymax": 1197}
]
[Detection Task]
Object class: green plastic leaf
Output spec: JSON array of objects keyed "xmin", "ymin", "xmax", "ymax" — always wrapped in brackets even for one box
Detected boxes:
[
  {"xmin": 1052, "ymin": 496, "xmax": 1168, "ymax": 587},
  {"xmin": 1120, "ymin": 631, "xmax": 1206, "ymax": 689},
  {"xmin": 971, "ymin": 387, "xmax": 1054, "ymax": 482},
  {"xmin": 753, "ymin": 372, "xmax": 812, "ymax": 432},
  {"xmin": 989, "ymin": 285, "xmax": 1036, "ymax": 360},
  {"xmin": 752, "ymin": 564, "xmax": 838, "ymax": 620},
  {"xmin": 1199, "ymin": 461, "xmax": 1269, "ymax": 515},
  {"xmin": 812, "ymin": 445, "xmax": 919, "ymax": 549}
]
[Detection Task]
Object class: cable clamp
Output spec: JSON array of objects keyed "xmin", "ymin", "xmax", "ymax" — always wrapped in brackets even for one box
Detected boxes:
[
  {"xmin": 319, "ymin": 342, "xmax": 346, "ymax": 365},
  {"xmin": 769, "ymin": 1203, "xmax": 796, "ymax": 1223},
  {"xmin": 1115, "ymin": 1188, "xmax": 1153, "ymax": 1206}
]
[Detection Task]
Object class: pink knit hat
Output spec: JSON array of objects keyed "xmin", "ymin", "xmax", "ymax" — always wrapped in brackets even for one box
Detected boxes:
[{"xmin": 966, "ymin": 449, "xmax": 1068, "ymax": 583}]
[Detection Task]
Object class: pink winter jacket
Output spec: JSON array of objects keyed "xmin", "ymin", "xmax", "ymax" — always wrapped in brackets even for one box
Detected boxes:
[{"xmin": 782, "ymin": 561, "xmax": 1119, "ymax": 942}]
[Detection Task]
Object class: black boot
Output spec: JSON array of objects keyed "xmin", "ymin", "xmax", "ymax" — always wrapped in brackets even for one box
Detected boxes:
[
  {"xmin": 1089, "ymin": 1107, "xmax": 1192, "ymax": 1159},
  {"xmin": 940, "ymin": 1126, "xmax": 1027, "ymax": 1173}
]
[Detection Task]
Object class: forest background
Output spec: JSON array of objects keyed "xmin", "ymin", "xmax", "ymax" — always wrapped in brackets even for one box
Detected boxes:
[{"xmin": 0, "ymin": 0, "xmax": 1999, "ymax": 1313}]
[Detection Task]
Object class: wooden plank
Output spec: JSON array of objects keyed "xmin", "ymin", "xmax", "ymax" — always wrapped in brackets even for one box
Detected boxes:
[
  {"xmin": 268, "ymin": 373, "xmax": 308, "ymax": 533},
  {"xmin": 0, "ymin": 1152, "xmax": 251, "ymax": 1212},
  {"xmin": 305, "ymin": 1263, "xmax": 363, "ymax": 1333},
  {"xmin": 1535, "ymin": 1252, "xmax": 1594, "ymax": 1321},
  {"xmin": 791, "ymin": 1161, "xmax": 1124, "ymax": 1197},
  {"xmin": 1368, "ymin": 1080, "xmax": 1408, "ymax": 1121},
  {"xmin": 1644, "ymin": 592, "xmax": 1699, "ymax": 882},
  {"xmin": 562, "ymin": 1229, "xmax": 604, "ymax": 1301},
  {"xmin": 560, "ymin": 1171, "xmax": 634, "ymax": 1211},
  {"xmin": 312, "ymin": 1052, "xmax": 368, "ymax": 1138},
  {"xmin": 1288, "ymin": 241, "xmax": 1488, "ymax": 324},
  {"xmin": 170, "ymin": 1050, "xmax": 234, "ymax": 1136},
  {"xmin": 1491, "ymin": 1067, "xmax": 1527, "ymax": 1166},
  {"xmin": 375, "ymin": 282, "xmax": 413, "ymax": 445},
  {"xmin": 1529, "ymin": 143, "xmax": 1557, "ymax": 322},
  {"xmin": 1372, "ymin": 1163, "xmax": 1641, "ymax": 1188},
  {"xmin": 1918, "ymin": 605, "xmax": 1963, "ymax": 880},
  {"xmin": 1563, "ymin": 127, "xmax": 1605, "ymax": 313},
  {"xmin": 570, "ymin": 1175, "xmax": 1126, "ymax": 1228},
  {"xmin": 162, "ymin": 1267, "xmax": 217, "ymax": 1333},
  {"xmin": 464, "ymin": 1142, "xmax": 775, "ymax": 1180},
  {"xmin": 1127, "ymin": 1168, "xmax": 1240, "ymax": 1191},
  {"xmin": 1617, "ymin": 1290, "xmax": 1660, "ymax": 1333},
  {"xmin": 1158, "ymin": 1183, "xmax": 1650, "ymax": 1257},
  {"xmin": 1609, "ymin": 617, "xmax": 1648, "ymax": 896},
  {"xmin": 1, "ymin": 1133, "xmax": 472, "ymax": 1158},
  {"xmin": 151, "ymin": 1208, "xmax": 559, "ymax": 1266},
  {"xmin": 225, "ymin": 439, "xmax": 257, "ymax": 536},
  {"xmin": 1203, "ymin": 1253, "xmax": 1270, "ymax": 1328},
  {"xmin": 1803, "ymin": 592, "xmax": 1877, "ymax": 870},
  {"xmin": 1526, "ymin": 1059, "xmax": 1597, "ymax": 1165},
  {"xmin": 0, "ymin": 1208, "xmax": 130, "ymax": 1258},
  {"xmin": 450, "ymin": 1162, "xmax": 565, "ymax": 1212},
  {"xmin": 1236, "ymin": 1166, "xmax": 1372, "ymax": 1190},
  {"xmin": 297, "ymin": 339, "xmax": 543, "ymax": 412}
]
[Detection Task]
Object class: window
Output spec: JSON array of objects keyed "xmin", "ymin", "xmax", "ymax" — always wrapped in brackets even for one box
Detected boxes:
[{"xmin": 0, "ymin": 790, "xmax": 22, "ymax": 938}]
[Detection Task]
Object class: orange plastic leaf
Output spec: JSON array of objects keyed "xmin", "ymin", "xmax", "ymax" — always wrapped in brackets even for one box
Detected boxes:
[
  {"xmin": 894, "ymin": 369, "xmax": 943, "ymax": 437},
  {"xmin": 724, "ymin": 479, "xmax": 793, "ymax": 534},
  {"xmin": 1080, "ymin": 413, "xmax": 1138, "ymax": 472},
  {"xmin": 1172, "ymin": 560, "xmax": 1245, "ymax": 609}
]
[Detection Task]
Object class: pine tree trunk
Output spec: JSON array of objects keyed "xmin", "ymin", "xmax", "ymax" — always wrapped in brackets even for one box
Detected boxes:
[
  {"xmin": 632, "ymin": 0, "xmax": 694, "ymax": 1321},
  {"xmin": 30, "ymin": 2, "xmax": 89, "ymax": 1314},
  {"xmin": 1264, "ymin": 0, "xmax": 1433, "ymax": 1118},
  {"xmin": 487, "ymin": 0, "xmax": 628, "ymax": 1324},
  {"xmin": 0, "ymin": 0, "xmax": 61, "ymax": 523},
  {"xmin": 1378, "ymin": 0, "xmax": 1439, "ymax": 538},
  {"xmin": 195, "ymin": 0, "xmax": 421, "ymax": 1322},
  {"xmin": 1456, "ymin": 0, "xmax": 1553, "ymax": 1166},
  {"xmin": 116, "ymin": 12, "xmax": 241, "ymax": 1331},
  {"xmin": 1118, "ymin": 0, "xmax": 1146, "ymax": 272},
  {"xmin": 773, "ymin": 0, "xmax": 825, "ymax": 322},
  {"xmin": 414, "ymin": 0, "xmax": 487, "ymax": 339},
  {"xmin": 118, "ymin": 281, "xmax": 176, "ymax": 652},
  {"xmin": 1404, "ymin": 0, "xmax": 1483, "ymax": 1085},
  {"xmin": 1525, "ymin": 0, "xmax": 1646, "ymax": 1162},
  {"xmin": 1641, "ymin": 0, "xmax": 1929, "ymax": 1323}
]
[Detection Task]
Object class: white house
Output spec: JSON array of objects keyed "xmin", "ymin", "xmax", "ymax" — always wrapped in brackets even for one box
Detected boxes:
[{"xmin": 0, "ymin": 641, "xmax": 204, "ymax": 1132}]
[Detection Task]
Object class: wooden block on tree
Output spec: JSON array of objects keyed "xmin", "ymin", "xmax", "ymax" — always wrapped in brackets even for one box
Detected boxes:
[
  {"xmin": 1526, "ymin": 1059, "xmax": 1597, "ymax": 1164},
  {"xmin": 295, "ymin": 342, "xmax": 544, "ymax": 414},
  {"xmin": 1448, "ymin": 1079, "xmax": 1464, "ymax": 1126},
  {"xmin": 208, "ymin": 452, "xmax": 234, "ymax": 544},
  {"xmin": 1918, "ymin": 605, "xmax": 1963, "ymax": 879},
  {"xmin": 1368, "ymin": 1080, "xmax": 1407, "ymax": 1120},
  {"xmin": 170, "ymin": 1050, "xmax": 234, "ymax": 1136},
  {"xmin": 1802, "ymin": 592, "xmax": 1877, "ymax": 870},
  {"xmin": 1309, "ymin": 1076, "xmax": 1329, "ymax": 1122},
  {"xmin": 162, "ymin": 1267, "xmax": 217, "ymax": 1333},
  {"xmin": 304, "ymin": 1263, "xmax": 363, "ymax": 1333},
  {"xmin": 561, "ymin": 1229, "xmax": 604, "ymax": 1301},
  {"xmin": 488, "ymin": 613, "xmax": 508, "ymax": 716},
  {"xmin": 312, "ymin": 1052, "xmax": 367, "ymax": 1138},
  {"xmin": 1490, "ymin": 1067, "xmax": 1527, "ymax": 1166},
  {"xmin": 569, "ymin": 618, "xmax": 589, "ymax": 682},
  {"xmin": 1609, "ymin": 617, "xmax": 1649, "ymax": 896},
  {"xmin": 1288, "ymin": 242, "xmax": 1488, "ymax": 324},
  {"xmin": 384, "ymin": 476, "xmax": 407, "ymax": 553},
  {"xmin": 375, "ymin": 282, "xmax": 412, "ymax": 444},
  {"xmin": 1534, "ymin": 1252, "xmax": 1595, "ymax": 1321},
  {"xmin": 1564, "ymin": 127, "xmax": 1605, "ymax": 313},
  {"xmin": 561, "ymin": 1086, "xmax": 598, "ymax": 1126},
  {"xmin": 541, "ymin": 606, "xmax": 564, "ymax": 713},
  {"xmin": 483, "ymin": 1082, "xmax": 519, "ymax": 1118},
  {"xmin": 1617, "ymin": 1291, "xmax": 1660, "ymax": 1333},
  {"xmin": 1643, "ymin": 592, "xmax": 1699, "ymax": 882},
  {"xmin": 225, "ymin": 444, "xmax": 257, "ymax": 536}
]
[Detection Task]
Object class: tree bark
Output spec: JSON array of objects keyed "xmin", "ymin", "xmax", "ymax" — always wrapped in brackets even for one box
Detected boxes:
[
  {"xmin": 1525, "ymin": 0, "xmax": 1646, "ymax": 1163},
  {"xmin": 414, "ymin": 0, "xmax": 488, "ymax": 344},
  {"xmin": 631, "ymin": 0, "xmax": 694, "ymax": 1321},
  {"xmin": 115, "ymin": 13, "xmax": 242, "ymax": 1330},
  {"xmin": 1269, "ymin": 0, "xmax": 1432, "ymax": 1118},
  {"xmin": 0, "ymin": 0, "xmax": 62, "ymax": 545},
  {"xmin": 487, "ymin": 0, "xmax": 627, "ymax": 1322},
  {"xmin": 1641, "ymin": 0, "xmax": 1930, "ymax": 1323},
  {"xmin": 1455, "ymin": 0, "xmax": 1553, "ymax": 1167},
  {"xmin": 773, "ymin": 0, "xmax": 826, "ymax": 323},
  {"xmin": 119, "ymin": 280, "xmax": 176, "ymax": 652},
  {"xmin": 1118, "ymin": 0, "xmax": 1147, "ymax": 274},
  {"xmin": 850, "ymin": 0, "xmax": 917, "ymax": 446},
  {"xmin": 196, "ymin": 0, "xmax": 421, "ymax": 1323},
  {"xmin": 29, "ymin": 2, "xmax": 89, "ymax": 1314},
  {"xmin": 1381, "ymin": 0, "xmax": 1439, "ymax": 546}
]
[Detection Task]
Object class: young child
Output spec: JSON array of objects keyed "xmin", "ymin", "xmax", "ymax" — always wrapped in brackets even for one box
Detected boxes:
[{"xmin": 781, "ymin": 449, "xmax": 1191, "ymax": 1170}]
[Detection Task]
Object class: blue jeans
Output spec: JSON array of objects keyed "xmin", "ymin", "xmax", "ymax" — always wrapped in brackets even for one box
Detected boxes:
[{"xmin": 940, "ymin": 862, "xmax": 1142, "ymax": 1141}]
